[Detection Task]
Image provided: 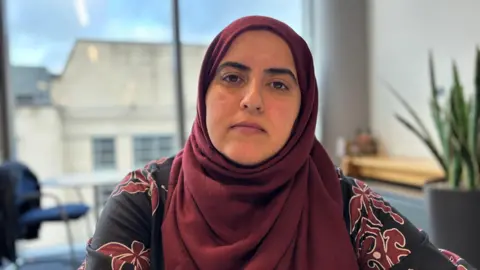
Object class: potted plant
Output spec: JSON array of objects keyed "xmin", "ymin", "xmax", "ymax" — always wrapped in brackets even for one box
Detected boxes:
[{"xmin": 388, "ymin": 48, "xmax": 480, "ymax": 267}]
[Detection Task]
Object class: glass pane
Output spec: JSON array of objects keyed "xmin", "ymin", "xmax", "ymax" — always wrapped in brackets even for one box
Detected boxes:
[
  {"xmin": 100, "ymin": 152, "xmax": 115, "ymax": 163},
  {"xmin": 5, "ymin": 0, "xmax": 305, "ymax": 253},
  {"xmin": 134, "ymin": 137, "xmax": 159, "ymax": 166},
  {"xmin": 92, "ymin": 138, "xmax": 115, "ymax": 170},
  {"xmin": 7, "ymin": 0, "xmax": 181, "ymax": 178}
]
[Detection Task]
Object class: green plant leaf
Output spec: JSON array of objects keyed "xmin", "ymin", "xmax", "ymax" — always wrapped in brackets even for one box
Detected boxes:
[
  {"xmin": 473, "ymin": 48, "xmax": 480, "ymax": 187},
  {"xmin": 429, "ymin": 53, "xmax": 450, "ymax": 174},
  {"xmin": 448, "ymin": 111, "xmax": 477, "ymax": 189},
  {"xmin": 468, "ymin": 96, "xmax": 479, "ymax": 188},
  {"xmin": 384, "ymin": 81, "xmax": 433, "ymax": 141},
  {"xmin": 395, "ymin": 114, "xmax": 447, "ymax": 172},
  {"xmin": 448, "ymin": 149, "xmax": 462, "ymax": 188},
  {"xmin": 449, "ymin": 68, "xmax": 468, "ymax": 144},
  {"xmin": 389, "ymin": 48, "xmax": 480, "ymax": 189}
]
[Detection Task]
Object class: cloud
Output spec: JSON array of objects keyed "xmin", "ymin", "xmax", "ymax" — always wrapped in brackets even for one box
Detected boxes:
[
  {"xmin": 7, "ymin": 0, "xmax": 89, "ymax": 40},
  {"xmin": 6, "ymin": 0, "xmax": 304, "ymax": 71},
  {"xmin": 6, "ymin": 0, "xmax": 101, "ymax": 70},
  {"xmin": 131, "ymin": 25, "xmax": 171, "ymax": 42},
  {"xmin": 179, "ymin": 0, "xmax": 303, "ymax": 37},
  {"xmin": 102, "ymin": 19, "xmax": 172, "ymax": 42}
]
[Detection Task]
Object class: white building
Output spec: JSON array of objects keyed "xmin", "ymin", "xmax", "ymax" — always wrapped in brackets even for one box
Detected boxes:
[{"xmin": 13, "ymin": 40, "xmax": 207, "ymax": 252}]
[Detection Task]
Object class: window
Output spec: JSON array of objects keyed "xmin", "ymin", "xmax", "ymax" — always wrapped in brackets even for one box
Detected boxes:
[
  {"xmin": 5, "ymin": 0, "xmax": 306, "ymax": 251},
  {"xmin": 15, "ymin": 94, "xmax": 34, "ymax": 105},
  {"xmin": 36, "ymin": 80, "xmax": 49, "ymax": 91},
  {"xmin": 6, "ymin": 0, "xmax": 305, "ymax": 176},
  {"xmin": 92, "ymin": 138, "xmax": 116, "ymax": 170},
  {"xmin": 133, "ymin": 135, "xmax": 174, "ymax": 167}
]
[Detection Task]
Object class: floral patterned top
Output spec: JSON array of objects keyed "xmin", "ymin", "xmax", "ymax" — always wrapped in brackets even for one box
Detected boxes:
[{"xmin": 78, "ymin": 158, "xmax": 474, "ymax": 269}]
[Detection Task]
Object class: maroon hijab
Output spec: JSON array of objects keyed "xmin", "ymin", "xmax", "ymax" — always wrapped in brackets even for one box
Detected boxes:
[{"xmin": 162, "ymin": 16, "xmax": 359, "ymax": 269}]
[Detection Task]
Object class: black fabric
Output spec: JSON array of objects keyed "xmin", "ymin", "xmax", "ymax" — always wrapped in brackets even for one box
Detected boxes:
[
  {"xmin": 0, "ymin": 168, "xmax": 18, "ymax": 265},
  {"xmin": 82, "ymin": 159, "xmax": 476, "ymax": 270},
  {"xmin": 154, "ymin": 157, "xmax": 174, "ymax": 203},
  {"xmin": 151, "ymin": 156, "xmax": 174, "ymax": 270},
  {"xmin": 1, "ymin": 161, "xmax": 41, "ymax": 239}
]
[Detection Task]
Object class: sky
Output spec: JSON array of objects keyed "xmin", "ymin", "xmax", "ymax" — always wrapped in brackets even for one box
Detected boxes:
[{"xmin": 6, "ymin": 0, "xmax": 303, "ymax": 74}]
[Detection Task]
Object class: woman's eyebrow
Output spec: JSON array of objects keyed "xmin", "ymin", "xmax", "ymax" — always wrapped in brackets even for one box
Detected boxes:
[
  {"xmin": 216, "ymin": 61, "xmax": 298, "ymax": 85},
  {"xmin": 264, "ymin": 68, "xmax": 298, "ymax": 85},
  {"xmin": 216, "ymin": 61, "xmax": 250, "ymax": 73}
]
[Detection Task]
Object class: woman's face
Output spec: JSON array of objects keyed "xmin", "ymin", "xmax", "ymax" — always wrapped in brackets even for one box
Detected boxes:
[{"xmin": 205, "ymin": 30, "xmax": 301, "ymax": 165}]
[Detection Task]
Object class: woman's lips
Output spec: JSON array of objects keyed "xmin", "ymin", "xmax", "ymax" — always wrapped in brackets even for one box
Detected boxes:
[{"xmin": 231, "ymin": 122, "xmax": 266, "ymax": 134}]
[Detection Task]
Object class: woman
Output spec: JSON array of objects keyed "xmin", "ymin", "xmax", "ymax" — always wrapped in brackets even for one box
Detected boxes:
[{"xmin": 79, "ymin": 16, "xmax": 473, "ymax": 269}]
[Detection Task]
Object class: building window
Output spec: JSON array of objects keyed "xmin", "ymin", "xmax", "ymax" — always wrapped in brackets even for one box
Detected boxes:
[
  {"xmin": 87, "ymin": 44, "xmax": 99, "ymax": 63},
  {"xmin": 36, "ymin": 80, "xmax": 49, "ymax": 91},
  {"xmin": 93, "ymin": 137, "xmax": 116, "ymax": 170},
  {"xmin": 15, "ymin": 94, "xmax": 34, "ymax": 105},
  {"xmin": 133, "ymin": 135, "xmax": 174, "ymax": 167}
]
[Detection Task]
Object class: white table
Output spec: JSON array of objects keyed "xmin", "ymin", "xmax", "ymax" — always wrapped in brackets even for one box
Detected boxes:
[{"xmin": 42, "ymin": 170, "xmax": 126, "ymax": 220}]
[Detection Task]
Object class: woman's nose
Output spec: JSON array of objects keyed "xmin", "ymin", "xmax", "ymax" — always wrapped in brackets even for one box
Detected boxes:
[{"xmin": 239, "ymin": 84, "xmax": 264, "ymax": 113}]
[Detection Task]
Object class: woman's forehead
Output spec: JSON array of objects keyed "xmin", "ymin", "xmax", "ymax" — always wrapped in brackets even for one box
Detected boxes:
[{"xmin": 220, "ymin": 30, "xmax": 297, "ymax": 74}]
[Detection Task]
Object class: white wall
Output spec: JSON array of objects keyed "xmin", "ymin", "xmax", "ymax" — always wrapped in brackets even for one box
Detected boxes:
[
  {"xmin": 62, "ymin": 113, "xmax": 178, "ymax": 173},
  {"xmin": 13, "ymin": 106, "xmax": 72, "ymax": 252},
  {"xmin": 15, "ymin": 107, "xmax": 64, "ymax": 179},
  {"xmin": 51, "ymin": 41, "xmax": 203, "ymax": 109},
  {"xmin": 370, "ymin": 0, "xmax": 480, "ymax": 158}
]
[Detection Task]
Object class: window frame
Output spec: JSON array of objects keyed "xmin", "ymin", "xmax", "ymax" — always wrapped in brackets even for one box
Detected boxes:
[
  {"xmin": 92, "ymin": 136, "xmax": 117, "ymax": 171},
  {"xmin": 132, "ymin": 134, "xmax": 175, "ymax": 168},
  {"xmin": 1, "ymin": 0, "xmax": 318, "ymax": 161},
  {"xmin": 0, "ymin": 0, "xmax": 14, "ymax": 162}
]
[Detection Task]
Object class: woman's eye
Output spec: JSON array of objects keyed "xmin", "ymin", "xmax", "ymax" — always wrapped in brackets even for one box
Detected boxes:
[
  {"xmin": 271, "ymin": 81, "xmax": 289, "ymax": 90},
  {"xmin": 222, "ymin": 74, "xmax": 242, "ymax": 83}
]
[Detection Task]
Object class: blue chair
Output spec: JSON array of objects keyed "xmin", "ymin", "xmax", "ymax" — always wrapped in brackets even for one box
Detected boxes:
[{"xmin": 0, "ymin": 161, "xmax": 90, "ymax": 269}]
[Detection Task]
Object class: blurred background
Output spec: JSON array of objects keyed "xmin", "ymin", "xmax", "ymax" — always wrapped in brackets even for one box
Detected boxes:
[{"xmin": 1, "ymin": 0, "xmax": 479, "ymax": 269}]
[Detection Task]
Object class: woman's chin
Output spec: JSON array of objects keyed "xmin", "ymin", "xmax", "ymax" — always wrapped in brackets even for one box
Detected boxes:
[{"xmin": 222, "ymin": 146, "xmax": 271, "ymax": 166}]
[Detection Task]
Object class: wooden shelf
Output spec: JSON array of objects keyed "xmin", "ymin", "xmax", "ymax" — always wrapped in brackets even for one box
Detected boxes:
[{"xmin": 341, "ymin": 156, "xmax": 444, "ymax": 187}]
